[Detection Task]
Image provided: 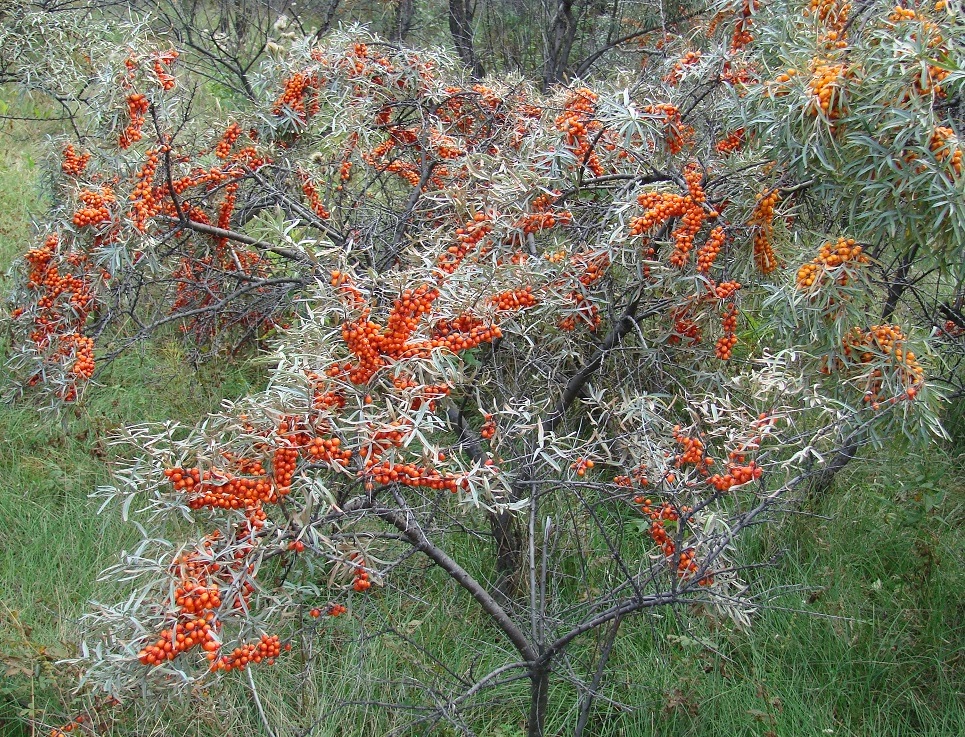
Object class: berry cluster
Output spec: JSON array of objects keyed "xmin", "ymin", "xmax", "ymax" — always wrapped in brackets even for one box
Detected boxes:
[
  {"xmin": 300, "ymin": 172, "xmax": 331, "ymax": 219},
  {"xmin": 929, "ymin": 126, "xmax": 963, "ymax": 179},
  {"xmin": 119, "ymin": 93, "xmax": 150, "ymax": 149},
  {"xmin": 554, "ymin": 88, "xmax": 605, "ymax": 177},
  {"xmin": 807, "ymin": 60, "xmax": 849, "ymax": 120},
  {"xmin": 643, "ymin": 103, "xmax": 694, "ymax": 155},
  {"xmin": 630, "ymin": 167, "xmax": 716, "ymax": 269},
  {"xmin": 570, "ymin": 458, "xmax": 595, "ymax": 476},
  {"xmin": 334, "ymin": 269, "xmax": 514, "ymax": 386},
  {"xmin": 795, "ymin": 237, "xmax": 869, "ymax": 292},
  {"xmin": 487, "ymin": 287, "xmax": 539, "ymax": 311},
  {"xmin": 807, "ymin": 0, "xmax": 851, "ymax": 48},
  {"xmin": 730, "ymin": 0, "xmax": 756, "ymax": 52},
  {"xmin": 696, "ymin": 226, "xmax": 727, "ymax": 273},
  {"xmin": 61, "ymin": 144, "xmax": 90, "ymax": 177},
  {"xmin": 842, "ymin": 324, "xmax": 925, "ymax": 405},
  {"xmin": 635, "ymin": 498, "xmax": 711, "ymax": 583},
  {"xmin": 707, "ymin": 456, "xmax": 762, "ymax": 490},
  {"xmin": 715, "ymin": 304, "xmax": 739, "ymax": 360},
  {"xmin": 672, "ymin": 426, "xmax": 710, "ymax": 470},
  {"xmin": 715, "ymin": 128, "xmax": 745, "ymax": 154},
  {"xmin": 366, "ymin": 460, "xmax": 461, "ymax": 491},
  {"xmin": 664, "ymin": 51, "xmax": 702, "ymax": 85},
  {"xmin": 749, "ymin": 189, "xmax": 780, "ymax": 274},
  {"xmin": 439, "ymin": 213, "xmax": 493, "ymax": 274},
  {"xmin": 72, "ymin": 187, "xmax": 115, "ymax": 229},
  {"xmin": 152, "ymin": 49, "xmax": 179, "ymax": 91},
  {"xmin": 515, "ymin": 210, "xmax": 572, "ymax": 235},
  {"xmin": 350, "ymin": 554, "xmax": 372, "ymax": 592},
  {"xmin": 273, "ymin": 72, "xmax": 321, "ymax": 123},
  {"xmin": 129, "ymin": 150, "xmax": 161, "ymax": 231},
  {"xmin": 14, "ymin": 234, "xmax": 98, "ymax": 399},
  {"xmin": 215, "ymin": 122, "xmax": 243, "ymax": 159},
  {"xmin": 558, "ymin": 292, "xmax": 600, "ymax": 332}
]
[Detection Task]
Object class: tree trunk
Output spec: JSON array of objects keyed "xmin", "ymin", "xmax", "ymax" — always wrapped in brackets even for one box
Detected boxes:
[
  {"xmin": 527, "ymin": 664, "xmax": 551, "ymax": 737},
  {"xmin": 542, "ymin": 0, "xmax": 579, "ymax": 90},
  {"xmin": 488, "ymin": 508, "xmax": 523, "ymax": 601},
  {"xmin": 449, "ymin": 0, "xmax": 484, "ymax": 78},
  {"xmin": 391, "ymin": 0, "xmax": 416, "ymax": 43}
]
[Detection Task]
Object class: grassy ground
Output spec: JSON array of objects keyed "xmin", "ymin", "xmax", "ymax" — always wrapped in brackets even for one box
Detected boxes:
[{"xmin": 0, "ymin": 92, "xmax": 962, "ymax": 737}]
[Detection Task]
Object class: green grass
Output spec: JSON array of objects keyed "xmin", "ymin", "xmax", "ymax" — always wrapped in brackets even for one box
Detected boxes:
[{"xmin": 0, "ymin": 91, "xmax": 962, "ymax": 737}]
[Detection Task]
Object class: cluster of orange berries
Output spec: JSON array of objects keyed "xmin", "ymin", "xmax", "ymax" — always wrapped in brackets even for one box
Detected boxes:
[
  {"xmin": 843, "ymin": 324, "xmax": 925, "ymax": 404},
  {"xmin": 163, "ymin": 464, "xmax": 283, "ymax": 511},
  {"xmin": 48, "ymin": 713, "xmax": 90, "ymax": 737},
  {"xmin": 428, "ymin": 130, "xmax": 466, "ymax": 160},
  {"xmin": 16, "ymin": 240, "xmax": 95, "ymax": 394},
  {"xmin": 334, "ymin": 271, "xmax": 511, "ymax": 385},
  {"xmin": 340, "ymin": 158, "xmax": 353, "ymax": 184},
  {"xmin": 480, "ymin": 413, "xmax": 496, "ymax": 439},
  {"xmin": 614, "ymin": 465, "xmax": 650, "ymax": 488},
  {"xmin": 572, "ymin": 250, "xmax": 610, "ymax": 286},
  {"xmin": 488, "ymin": 286, "xmax": 538, "ymax": 311},
  {"xmin": 72, "ymin": 187, "xmax": 115, "ymax": 229},
  {"xmin": 941, "ymin": 319, "xmax": 965, "ymax": 338},
  {"xmin": 715, "ymin": 128, "xmax": 745, "ymax": 155},
  {"xmin": 515, "ymin": 210, "xmax": 572, "ymax": 235},
  {"xmin": 715, "ymin": 304, "xmax": 739, "ymax": 360},
  {"xmin": 664, "ymin": 51, "xmax": 702, "ymax": 85},
  {"xmin": 213, "ymin": 634, "xmax": 283, "ymax": 672},
  {"xmin": 138, "ymin": 614, "xmax": 218, "ymax": 666},
  {"xmin": 152, "ymin": 49, "xmax": 179, "ymax": 91},
  {"xmin": 749, "ymin": 189, "xmax": 780, "ymax": 274},
  {"xmin": 215, "ymin": 122, "xmax": 242, "ymax": 159},
  {"xmin": 672, "ymin": 426, "xmax": 711, "ymax": 470},
  {"xmin": 301, "ymin": 173, "xmax": 331, "ymax": 219},
  {"xmin": 669, "ymin": 305, "xmax": 701, "ymax": 346},
  {"xmin": 367, "ymin": 460, "xmax": 461, "ymax": 492},
  {"xmin": 929, "ymin": 126, "xmax": 963, "ymax": 178},
  {"xmin": 119, "ymin": 93, "xmax": 150, "ymax": 149},
  {"xmin": 808, "ymin": 0, "xmax": 850, "ymax": 25},
  {"xmin": 61, "ymin": 144, "xmax": 90, "ymax": 176},
  {"xmin": 558, "ymin": 292, "xmax": 600, "ymax": 331},
  {"xmin": 129, "ymin": 149, "xmax": 161, "ymax": 231},
  {"xmin": 769, "ymin": 67, "xmax": 799, "ymax": 98},
  {"xmin": 570, "ymin": 458, "xmax": 595, "ymax": 476},
  {"xmin": 807, "ymin": 60, "xmax": 849, "ymax": 120},
  {"xmin": 350, "ymin": 556, "xmax": 372, "ymax": 592},
  {"xmin": 439, "ymin": 213, "xmax": 492, "ymax": 274},
  {"xmin": 707, "ymin": 458, "xmax": 762, "ymax": 490},
  {"xmin": 795, "ymin": 237, "xmax": 869, "ymax": 291},
  {"xmin": 635, "ymin": 498, "xmax": 711, "ymax": 582},
  {"xmin": 305, "ymin": 435, "xmax": 351, "ymax": 466},
  {"xmin": 555, "ymin": 88, "xmax": 605, "ymax": 177},
  {"xmin": 710, "ymin": 279, "xmax": 742, "ymax": 301},
  {"xmin": 630, "ymin": 169, "xmax": 715, "ymax": 269},
  {"xmin": 889, "ymin": 4, "xmax": 919, "ymax": 21},
  {"xmin": 807, "ymin": 0, "xmax": 851, "ymax": 48},
  {"xmin": 310, "ymin": 602, "xmax": 347, "ymax": 618},
  {"xmin": 64, "ymin": 333, "xmax": 95, "ymax": 379},
  {"xmin": 273, "ymin": 445, "xmax": 300, "ymax": 489},
  {"xmin": 730, "ymin": 0, "xmax": 756, "ymax": 52},
  {"xmin": 696, "ymin": 226, "xmax": 727, "ymax": 273},
  {"xmin": 644, "ymin": 104, "xmax": 693, "ymax": 155},
  {"xmin": 273, "ymin": 72, "xmax": 321, "ymax": 122}
]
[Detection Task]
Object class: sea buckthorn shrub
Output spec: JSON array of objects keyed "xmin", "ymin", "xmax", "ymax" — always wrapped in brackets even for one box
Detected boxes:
[{"xmin": 1, "ymin": 5, "xmax": 958, "ymax": 735}]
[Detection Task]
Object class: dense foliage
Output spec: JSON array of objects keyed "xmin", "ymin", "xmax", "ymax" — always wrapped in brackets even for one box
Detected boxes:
[{"xmin": 0, "ymin": 0, "xmax": 962, "ymax": 735}]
